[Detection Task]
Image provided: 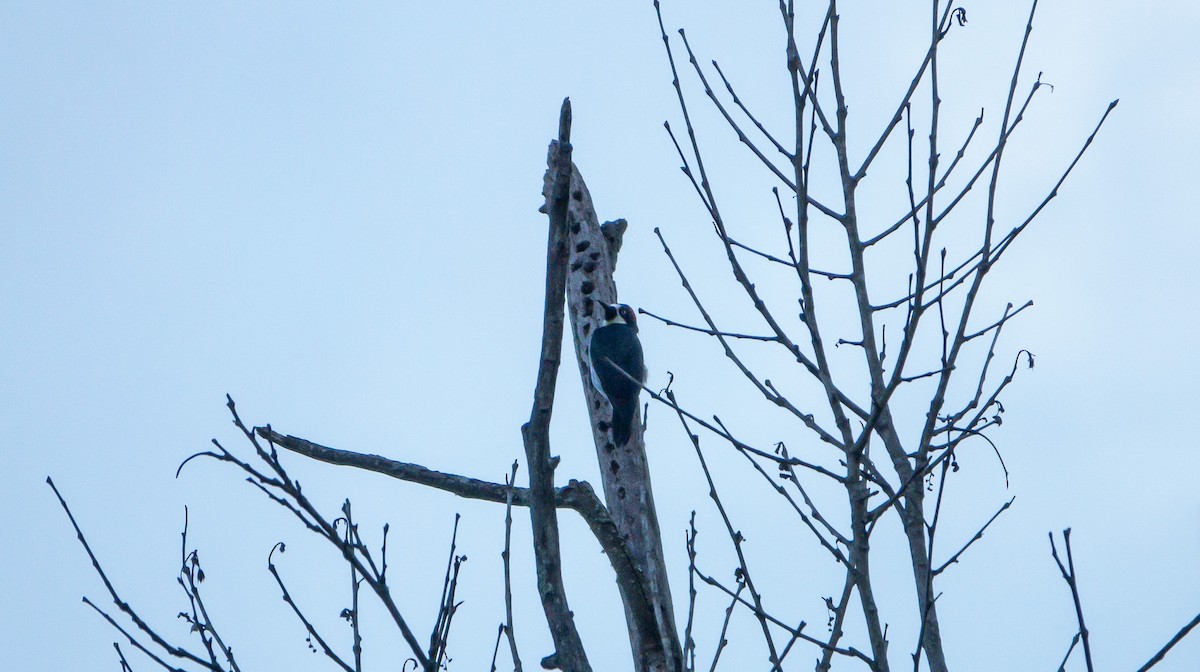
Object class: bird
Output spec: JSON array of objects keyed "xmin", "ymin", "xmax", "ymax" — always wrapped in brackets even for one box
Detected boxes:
[{"xmin": 589, "ymin": 302, "xmax": 646, "ymax": 447}]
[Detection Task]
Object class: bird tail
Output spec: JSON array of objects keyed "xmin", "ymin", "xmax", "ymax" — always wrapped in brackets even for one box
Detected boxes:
[{"xmin": 612, "ymin": 400, "xmax": 635, "ymax": 447}]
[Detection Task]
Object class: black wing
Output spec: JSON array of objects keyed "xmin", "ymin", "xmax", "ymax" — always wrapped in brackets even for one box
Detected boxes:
[{"xmin": 589, "ymin": 323, "xmax": 644, "ymax": 401}]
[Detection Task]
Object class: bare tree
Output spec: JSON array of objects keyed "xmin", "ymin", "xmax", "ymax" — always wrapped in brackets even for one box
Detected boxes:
[{"xmin": 49, "ymin": 2, "xmax": 1200, "ymax": 672}]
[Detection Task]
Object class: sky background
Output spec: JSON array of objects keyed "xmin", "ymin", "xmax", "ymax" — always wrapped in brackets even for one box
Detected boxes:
[{"xmin": 2, "ymin": 1, "xmax": 1199, "ymax": 670}]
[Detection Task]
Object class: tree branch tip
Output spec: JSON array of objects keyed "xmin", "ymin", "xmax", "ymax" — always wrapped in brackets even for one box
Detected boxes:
[{"xmin": 175, "ymin": 451, "xmax": 210, "ymax": 478}]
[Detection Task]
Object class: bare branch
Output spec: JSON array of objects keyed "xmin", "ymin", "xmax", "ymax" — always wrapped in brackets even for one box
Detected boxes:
[
  {"xmin": 1057, "ymin": 633, "xmax": 1080, "ymax": 672},
  {"xmin": 653, "ymin": 226, "xmax": 851, "ymax": 449},
  {"xmin": 678, "ymin": 27, "xmax": 796, "ymax": 190},
  {"xmin": 258, "ymin": 429, "xmax": 528, "ymax": 505},
  {"xmin": 657, "ymin": 2, "xmax": 870, "ymax": 444},
  {"xmin": 668, "ymin": 394, "xmax": 781, "ymax": 666},
  {"xmin": 502, "ymin": 463, "xmax": 524, "ymax": 672},
  {"xmin": 1049, "ymin": 529, "xmax": 1095, "ymax": 672},
  {"xmin": 711, "ymin": 59, "xmax": 791, "ymax": 159},
  {"xmin": 267, "ymin": 543, "xmax": 354, "ymax": 672},
  {"xmin": 730, "ymin": 440, "xmax": 851, "ymax": 560},
  {"xmin": 692, "ymin": 568, "xmax": 870, "ymax": 664},
  {"xmin": 521, "ymin": 98, "xmax": 592, "ymax": 671},
  {"xmin": 725, "ymin": 232, "xmax": 849, "ymax": 280},
  {"xmin": 963, "ymin": 301, "xmax": 1033, "ymax": 342},
  {"xmin": 707, "ymin": 580, "xmax": 745, "ymax": 672},
  {"xmin": 932, "ymin": 497, "xmax": 1015, "ymax": 575},
  {"xmin": 113, "ymin": 643, "xmax": 135, "ymax": 672},
  {"xmin": 684, "ymin": 514, "xmax": 699, "ymax": 672},
  {"xmin": 853, "ymin": 1, "xmax": 959, "ymax": 182},
  {"xmin": 816, "ymin": 570, "xmax": 856, "ymax": 672},
  {"xmin": 864, "ymin": 110, "xmax": 985, "ymax": 248},
  {"xmin": 489, "ymin": 624, "xmax": 506, "ymax": 672},
  {"xmin": 427, "ymin": 515, "xmax": 465, "ymax": 668},
  {"xmin": 645, "ymin": 382, "xmax": 845, "ymax": 480},
  {"xmin": 82, "ymin": 597, "xmax": 194, "ymax": 672},
  {"xmin": 220, "ymin": 400, "xmax": 430, "ymax": 667},
  {"xmin": 48, "ymin": 477, "xmax": 219, "ymax": 672},
  {"xmin": 640, "ymin": 307, "xmax": 776, "ymax": 342},
  {"xmin": 1136, "ymin": 611, "xmax": 1200, "ymax": 672}
]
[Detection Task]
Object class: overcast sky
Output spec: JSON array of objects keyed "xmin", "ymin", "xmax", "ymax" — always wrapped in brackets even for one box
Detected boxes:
[{"xmin": 3, "ymin": 2, "xmax": 1198, "ymax": 670}]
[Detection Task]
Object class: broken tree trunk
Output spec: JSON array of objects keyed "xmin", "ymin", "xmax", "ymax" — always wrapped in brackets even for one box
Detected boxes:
[{"xmin": 540, "ymin": 109, "xmax": 683, "ymax": 672}]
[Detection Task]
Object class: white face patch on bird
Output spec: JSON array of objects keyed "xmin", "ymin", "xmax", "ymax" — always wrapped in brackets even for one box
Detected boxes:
[{"xmin": 603, "ymin": 303, "xmax": 639, "ymax": 332}]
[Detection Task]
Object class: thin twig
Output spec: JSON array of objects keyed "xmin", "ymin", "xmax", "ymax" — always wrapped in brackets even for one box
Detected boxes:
[
  {"xmin": 489, "ymin": 624, "xmax": 506, "ymax": 672},
  {"xmin": 816, "ymin": 569, "xmax": 857, "ymax": 672},
  {"xmin": 1057, "ymin": 633, "xmax": 1080, "ymax": 672},
  {"xmin": 640, "ymin": 307, "xmax": 776, "ymax": 342},
  {"xmin": 502, "ymin": 462, "xmax": 524, "ymax": 672},
  {"xmin": 933, "ymin": 497, "xmax": 1015, "ymax": 575},
  {"xmin": 668, "ymin": 392, "xmax": 781, "ymax": 667},
  {"xmin": 1049, "ymin": 529, "xmax": 1095, "ymax": 672},
  {"xmin": 692, "ymin": 568, "xmax": 870, "ymax": 664},
  {"xmin": 1136, "ymin": 611, "xmax": 1200, "ymax": 672},
  {"xmin": 114, "ymin": 642, "xmax": 135, "ymax": 672},
  {"xmin": 684, "ymin": 514, "xmax": 699, "ymax": 672},
  {"xmin": 707, "ymin": 581, "xmax": 746, "ymax": 672},
  {"xmin": 224, "ymin": 401, "xmax": 431, "ymax": 668},
  {"xmin": 47, "ymin": 477, "xmax": 216, "ymax": 671},
  {"xmin": 268, "ymin": 543, "xmax": 354, "ymax": 672}
]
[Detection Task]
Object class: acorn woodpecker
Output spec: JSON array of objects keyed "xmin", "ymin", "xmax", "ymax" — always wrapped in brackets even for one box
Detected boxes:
[{"xmin": 589, "ymin": 303, "xmax": 646, "ymax": 447}]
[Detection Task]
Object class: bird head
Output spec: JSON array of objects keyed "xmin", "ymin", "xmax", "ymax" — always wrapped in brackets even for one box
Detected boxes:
[{"xmin": 603, "ymin": 303, "xmax": 639, "ymax": 332}]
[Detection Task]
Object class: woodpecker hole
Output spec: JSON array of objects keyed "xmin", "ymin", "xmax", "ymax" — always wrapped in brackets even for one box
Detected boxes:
[
  {"xmin": 570, "ymin": 259, "xmax": 583, "ymax": 272},
  {"xmin": 609, "ymin": 460, "xmax": 619, "ymax": 475},
  {"xmin": 575, "ymin": 240, "xmax": 591, "ymax": 252},
  {"xmin": 617, "ymin": 486, "xmax": 627, "ymax": 500},
  {"xmin": 583, "ymin": 260, "xmax": 596, "ymax": 273},
  {"xmin": 588, "ymin": 251, "xmax": 601, "ymax": 261},
  {"xmin": 581, "ymin": 279, "xmax": 595, "ymax": 295},
  {"xmin": 570, "ymin": 222, "xmax": 581, "ymax": 234},
  {"xmin": 572, "ymin": 189, "xmax": 583, "ymax": 201},
  {"xmin": 598, "ymin": 420, "xmax": 609, "ymax": 431},
  {"xmin": 583, "ymin": 323, "xmax": 591, "ymax": 337}
]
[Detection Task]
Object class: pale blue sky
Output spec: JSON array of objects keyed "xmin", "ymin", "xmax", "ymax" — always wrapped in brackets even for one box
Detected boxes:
[{"xmin": 3, "ymin": 2, "xmax": 1198, "ymax": 670}]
